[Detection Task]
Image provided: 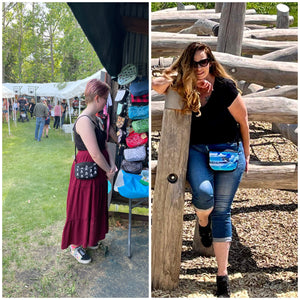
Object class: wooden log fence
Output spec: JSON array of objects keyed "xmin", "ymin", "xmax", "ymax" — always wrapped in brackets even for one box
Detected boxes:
[
  {"xmin": 243, "ymin": 28, "xmax": 298, "ymax": 41},
  {"xmin": 152, "ymin": 8, "xmax": 257, "ymax": 16},
  {"xmin": 151, "ymin": 51, "xmax": 297, "ymax": 88},
  {"xmin": 181, "ymin": 25, "xmax": 298, "ymax": 40},
  {"xmin": 151, "ymin": 96, "xmax": 297, "ymax": 132},
  {"xmin": 152, "ymin": 33, "xmax": 298, "ymax": 57},
  {"xmin": 254, "ymin": 45, "xmax": 298, "ymax": 62},
  {"xmin": 179, "ymin": 18, "xmax": 220, "ymax": 36},
  {"xmin": 152, "ymin": 85, "xmax": 298, "ymax": 101},
  {"xmin": 152, "ymin": 12, "xmax": 294, "ymax": 33},
  {"xmin": 243, "ymin": 85, "xmax": 297, "ymax": 99},
  {"xmin": 151, "ymin": 4, "xmax": 298, "ymax": 288},
  {"xmin": 151, "ymin": 161, "xmax": 298, "ymax": 191}
]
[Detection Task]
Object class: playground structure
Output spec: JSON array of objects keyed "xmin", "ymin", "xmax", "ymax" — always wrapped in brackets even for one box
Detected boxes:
[{"xmin": 151, "ymin": 3, "xmax": 297, "ymax": 290}]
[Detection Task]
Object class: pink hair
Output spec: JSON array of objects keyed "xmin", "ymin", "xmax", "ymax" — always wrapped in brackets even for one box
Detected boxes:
[{"xmin": 84, "ymin": 79, "xmax": 110, "ymax": 103}]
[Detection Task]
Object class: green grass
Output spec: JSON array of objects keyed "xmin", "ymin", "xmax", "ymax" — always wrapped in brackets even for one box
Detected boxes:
[
  {"xmin": 2, "ymin": 120, "xmax": 148, "ymax": 241},
  {"xmin": 2, "ymin": 120, "xmax": 76, "ymax": 296},
  {"xmin": 2, "ymin": 120, "xmax": 73, "ymax": 240}
]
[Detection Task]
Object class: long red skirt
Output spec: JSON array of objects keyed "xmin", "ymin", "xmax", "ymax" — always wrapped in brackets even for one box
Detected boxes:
[{"xmin": 61, "ymin": 150, "xmax": 109, "ymax": 249}]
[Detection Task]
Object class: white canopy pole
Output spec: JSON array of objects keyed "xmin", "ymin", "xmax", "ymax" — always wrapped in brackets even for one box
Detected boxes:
[
  {"xmin": 7, "ymin": 98, "xmax": 11, "ymax": 135},
  {"xmin": 13, "ymin": 98, "xmax": 17, "ymax": 127},
  {"xmin": 67, "ymin": 99, "xmax": 73, "ymax": 142}
]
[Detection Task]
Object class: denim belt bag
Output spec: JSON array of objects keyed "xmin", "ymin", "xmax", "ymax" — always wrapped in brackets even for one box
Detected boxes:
[{"xmin": 209, "ymin": 142, "xmax": 239, "ymax": 172}]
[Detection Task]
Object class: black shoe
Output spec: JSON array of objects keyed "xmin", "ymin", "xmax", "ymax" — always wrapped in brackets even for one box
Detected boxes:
[
  {"xmin": 198, "ymin": 216, "xmax": 212, "ymax": 247},
  {"xmin": 216, "ymin": 275, "xmax": 230, "ymax": 298}
]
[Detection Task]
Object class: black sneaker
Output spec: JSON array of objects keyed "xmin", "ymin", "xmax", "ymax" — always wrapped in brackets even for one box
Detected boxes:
[
  {"xmin": 216, "ymin": 275, "xmax": 231, "ymax": 298},
  {"xmin": 70, "ymin": 246, "xmax": 91, "ymax": 264},
  {"xmin": 198, "ymin": 216, "xmax": 212, "ymax": 247}
]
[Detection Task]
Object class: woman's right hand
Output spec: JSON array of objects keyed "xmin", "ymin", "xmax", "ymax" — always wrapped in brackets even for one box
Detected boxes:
[
  {"xmin": 152, "ymin": 77, "xmax": 173, "ymax": 94},
  {"xmin": 106, "ymin": 167, "xmax": 117, "ymax": 181}
]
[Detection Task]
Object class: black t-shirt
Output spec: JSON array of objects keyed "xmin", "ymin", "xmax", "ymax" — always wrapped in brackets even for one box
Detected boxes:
[
  {"xmin": 18, "ymin": 99, "xmax": 27, "ymax": 109},
  {"xmin": 190, "ymin": 77, "xmax": 239, "ymax": 145},
  {"xmin": 62, "ymin": 102, "xmax": 68, "ymax": 111}
]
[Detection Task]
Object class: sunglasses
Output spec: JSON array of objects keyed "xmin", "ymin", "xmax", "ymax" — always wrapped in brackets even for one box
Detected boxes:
[{"xmin": 193, "ymin": 58, "xmax": 210, "ymax": 68}]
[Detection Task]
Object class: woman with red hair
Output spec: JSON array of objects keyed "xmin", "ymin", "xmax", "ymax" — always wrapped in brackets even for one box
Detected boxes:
[{"xmin": 61, "ymin": 79, "xmax": 117, "ymax": 264}]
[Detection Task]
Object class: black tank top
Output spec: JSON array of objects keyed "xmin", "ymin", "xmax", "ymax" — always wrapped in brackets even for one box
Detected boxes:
[{"xmin": 73, "ymin": 115, "xmax": 107, "ymax": 151}]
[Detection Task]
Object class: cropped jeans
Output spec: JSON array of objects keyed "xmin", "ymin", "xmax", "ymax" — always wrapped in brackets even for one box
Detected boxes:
[{"xmin": 187, "ymin": 142, "xmax": 246, "ymax": 242}]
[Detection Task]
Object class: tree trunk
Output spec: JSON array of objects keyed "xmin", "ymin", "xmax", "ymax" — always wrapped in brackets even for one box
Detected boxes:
[
  {"xmin": 17, "ymin": 3, "xmax": 24, "ymax": 82},
  {"xmin": 50, "ymin": 28, "xmax": 55, "ymax": 82}
]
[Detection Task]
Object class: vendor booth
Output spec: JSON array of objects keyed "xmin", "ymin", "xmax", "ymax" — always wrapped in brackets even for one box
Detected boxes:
[{"xmin": 69, "ymin": 2, "xmax": 149, "ymax": 258}]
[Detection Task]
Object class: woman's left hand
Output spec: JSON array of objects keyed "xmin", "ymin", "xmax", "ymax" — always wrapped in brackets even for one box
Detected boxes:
[{"xmin": 106, "ymin": 168, "xmax": 117, "ymax": 181}]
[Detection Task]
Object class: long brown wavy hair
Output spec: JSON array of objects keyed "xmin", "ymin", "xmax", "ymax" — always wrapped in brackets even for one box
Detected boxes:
[{"xmin": 162, "ymin": 42, "xmax": 237, "ymax": 115}]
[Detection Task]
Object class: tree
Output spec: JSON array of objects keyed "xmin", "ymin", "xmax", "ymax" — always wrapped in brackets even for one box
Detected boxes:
[{"xmin": 2, "ymin": 2, "xmax": 102, "ymax": 84}]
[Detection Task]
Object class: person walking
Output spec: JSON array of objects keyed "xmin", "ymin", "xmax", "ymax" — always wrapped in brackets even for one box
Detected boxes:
[
  {"xmin": 42, "ymin": 100, "xmax": 52, "ymax": 138},
  {"xmin": 33, "ymin": 98, "xmax": 48, "ymax": 142},
  {"xmin": 2, "ymin": 98, "xmax": 9, "ymax": 123},
  {"xmin": 61, "ymin": 99, "xmax": 68, "ymax": 126},
  {"xmin": 152, "ymin": 42, "xmax": 250, "ymax": 297},
  {"xmin": 53, "ymin": 101, "xmax": 64, "ymax": 129},
  {"xmin": 61, "ymin": 79, "xmax": 117, "ymax": 264},
  {"xmin": 28, "ymin": 98, "xmax": 36, "ymax": 118},
  {"xmin": 12, "ymin": 99, "xmax": 18, "ymax": 121}
]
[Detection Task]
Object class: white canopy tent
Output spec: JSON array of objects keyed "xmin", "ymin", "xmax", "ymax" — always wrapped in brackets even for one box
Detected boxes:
[
  {"xmin": 3, "ymin": 69, "xmax": 105, "ymax": 99},
  {"xmin": 2, "ymin": 85, "xmax": 15, "ymax": 98},
  {"xmin": 3, "ymin": 69, "xmax": 107, "ymax": 139}
]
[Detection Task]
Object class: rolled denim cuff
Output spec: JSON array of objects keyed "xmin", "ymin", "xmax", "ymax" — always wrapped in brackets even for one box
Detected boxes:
[
  {"xmin": 192, "ymin": 203, "xmax": 214, "ymax": 212},
  {"xmin": 213, "ymin": 237, "xmax": 232, "ymax": 243}
]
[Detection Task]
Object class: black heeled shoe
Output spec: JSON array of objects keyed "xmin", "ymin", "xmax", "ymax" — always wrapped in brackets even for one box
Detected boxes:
[
  {"xmin": 198, "ymin": 216, "xmax": 212, "ymax": 247},
  {"xmin": 216, "ymin": 275, "xmax": 231, "ymax": 298}
]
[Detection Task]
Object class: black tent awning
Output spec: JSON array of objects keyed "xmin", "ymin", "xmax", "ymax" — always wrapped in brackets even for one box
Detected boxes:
[{"xmin": 68, "ymin": 2, "xmax": 148, "ymax": 77}]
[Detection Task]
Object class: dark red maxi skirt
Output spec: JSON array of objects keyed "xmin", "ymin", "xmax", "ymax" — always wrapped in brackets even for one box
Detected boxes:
[{"xmin": 61, "ymin": 150, "xmax": 109, "ymax": 249}]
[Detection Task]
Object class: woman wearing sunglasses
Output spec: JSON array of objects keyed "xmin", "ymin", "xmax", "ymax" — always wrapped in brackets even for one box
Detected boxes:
[{"xmin": 152, "ymin": 42, "xmax": 250, "ymax": 297}]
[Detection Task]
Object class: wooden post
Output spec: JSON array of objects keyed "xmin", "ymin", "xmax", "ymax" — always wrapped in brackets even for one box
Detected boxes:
[
  {"xmin": 274, "ymin": 3, "xmax": 291, "ymax": 148},
  {"xmin": 151, "ymin": 89, "xmax": 191, "ymax": 290},
  {"xmin": 217, "ymin": 3, "xmax": 246, "ymax": 56},
  {"xmin": 277, "ymin": 3, "xmax": 290, "ymax": 28},
  {"xmin": 215, "ymin": 2, "xmax": 223, "ymax": 13},
  {"xmin": 177, "ymin": 3, "xmax": 185, "ymax": 11}
]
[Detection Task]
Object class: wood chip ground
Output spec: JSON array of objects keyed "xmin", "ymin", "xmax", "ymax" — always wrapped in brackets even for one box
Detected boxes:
[{"xmin": 151, "ymin": 121, "xmax": 298, "ymax": 298}]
